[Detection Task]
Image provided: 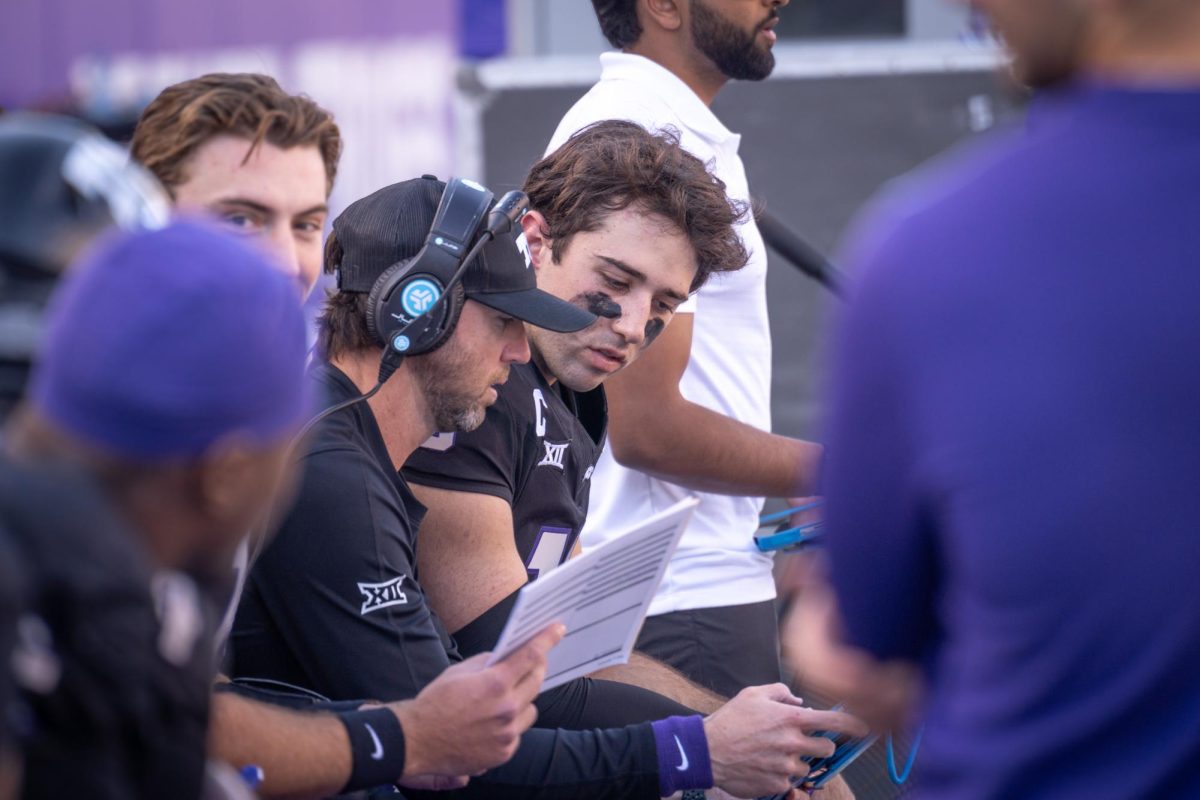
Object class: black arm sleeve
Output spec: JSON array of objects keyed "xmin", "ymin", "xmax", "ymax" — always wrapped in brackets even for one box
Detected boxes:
[
  {"xmin": 452, "ymin": 585, "xmax": 519, "ymax": 656},
  {"xmin": 403, "ymin": 723, "xmax": 661, "ymax": 800},
  {"xmin": 535, "ymin": 677, "xmax": 697, "ymax": 730}
]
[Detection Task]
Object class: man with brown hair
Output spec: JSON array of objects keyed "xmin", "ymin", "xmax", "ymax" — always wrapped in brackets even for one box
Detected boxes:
[
  {"xmin": 230, "ymin": 170, "xmax": 866, "ymax": 800},
  {"xmin": 404, "ymin": 120, "xmax": 754, "ymax": 715},
  {"xmin": 127, "ymin": 73, "xmax": 564, "ymax": 799},
  {"xmin": 552, "ymin": 0, "xmax": 820, "ymax": 701},
  {"xmin": 131, "ymin": 72, "xmax": 340, "ymax": 294}
]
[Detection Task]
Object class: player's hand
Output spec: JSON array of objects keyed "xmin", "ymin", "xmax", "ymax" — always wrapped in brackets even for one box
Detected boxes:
[
  {"xmin": 390, "ymin": 623, "xmax": 565, "ymax": 779},
  {"xmin": 780, "ymin": 557, "xmax": 918, "ymax": 733},
  {"xmin": 703, "ymin": 684, "xmax": 868, "ymax": 798}
]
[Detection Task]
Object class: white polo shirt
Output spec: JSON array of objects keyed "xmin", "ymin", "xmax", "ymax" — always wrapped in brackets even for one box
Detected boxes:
[{"xmin": 550, "ymin": 52, "xmax": 776, "ymax": 616}]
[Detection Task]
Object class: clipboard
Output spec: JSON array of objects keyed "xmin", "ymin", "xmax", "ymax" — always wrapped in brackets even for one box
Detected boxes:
[{"xmin": 487, "ymin": 496, "xmax": 699, "ymax": 692}]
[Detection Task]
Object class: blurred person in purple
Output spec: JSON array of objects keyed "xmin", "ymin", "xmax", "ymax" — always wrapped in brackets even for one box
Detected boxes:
[
  {"xmin": 794, "ymin": 0, "xmax": 1200, "ymax": 797},
  {"xmin": 0, "ymin": 112, "xmax": 171, "ymax": 798},
  {"xmin": 2, "ymin": 221, "xmax": 310, "ymax": 797}
]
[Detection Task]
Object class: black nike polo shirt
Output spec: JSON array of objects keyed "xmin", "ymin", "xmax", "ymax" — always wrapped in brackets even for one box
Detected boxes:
[{"xmin": 230, "ymin": 363, "xmax": 459, "ymax": 701}]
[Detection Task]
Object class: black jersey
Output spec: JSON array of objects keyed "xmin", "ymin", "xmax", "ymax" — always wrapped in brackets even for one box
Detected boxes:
[
  {"xmin": 0, "ymin": 459, "xmax": 211, "ymax": 799},
  {"xmin": 228, "ymin": 362, "xmax": 669, "ymax": 799},
  {"xmin": 231, "ymin": 363, "xmax": 460, "ymax": 702},
  {"xmin": 0, "ymin": 526, "xmax": 22, "ymax": 762},
  {"xmin": 404, "ymin": 361, "xmax": 606, "ymax": 583}
]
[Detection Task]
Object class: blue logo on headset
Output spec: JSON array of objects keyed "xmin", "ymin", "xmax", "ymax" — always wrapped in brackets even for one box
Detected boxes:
[{"xmin": 401, "ymin": 279, "xmax": 441, "ymax": 317}]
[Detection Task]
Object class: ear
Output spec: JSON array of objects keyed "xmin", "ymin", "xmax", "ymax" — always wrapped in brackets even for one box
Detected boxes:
[
  {"xmin": 640, "ymin": 0, "xmax": 684, "ymax": 33},
  {"xmin": 194, "ymin": 436, "xmax": 295, "ymax": 538},
  {"xmin": 520, "ymin": 210, "xmax": 553, "ymax": 274},
  {"xmin": 195, "ymin": 443, "xmax": 258, "ymax": 522}
]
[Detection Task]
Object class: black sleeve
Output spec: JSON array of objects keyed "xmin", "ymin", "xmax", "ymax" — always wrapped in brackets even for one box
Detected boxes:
[
  {"xmin": 0, "ymin": 530, "xmax": 23, "ymax": 755},
  {"xmin": 403, "ymin": 723, "xmax": 661, "ymax": 800},
  {"xmin": 535, "ymin": 677, "xmax": 698, "ymax": 730},
  {"xmin": 0, "ymin": 463, "xmax": 209, "ymax": 799},
  {"xmin": 20, "ymin": 576, "xmax": 210, "ymax": 800},
  {"xmin": 402, "ymin": 388, "xmax": 522, "ymax": 502},
  {"xmin": 242, "ymin": 445, "xmax": 455, "ymax": 702},
  {"xmin": 452, "ymin": 585, "xmax": 519, "ymax": 656}
]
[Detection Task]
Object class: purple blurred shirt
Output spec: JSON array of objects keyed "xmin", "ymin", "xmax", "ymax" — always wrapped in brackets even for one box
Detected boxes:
[{"xmin": 825, "ymin": 82, "xmax": 1200, "ymax": 798}]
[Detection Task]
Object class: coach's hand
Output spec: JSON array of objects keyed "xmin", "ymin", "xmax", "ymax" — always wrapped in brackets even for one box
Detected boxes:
[
  {"xmin": 391, "ymin": 623, "xmax": 564, "ymax": 782},
  {"xmin": 703, "ymin": 684, "xmax": 868, "ymax": 797}
]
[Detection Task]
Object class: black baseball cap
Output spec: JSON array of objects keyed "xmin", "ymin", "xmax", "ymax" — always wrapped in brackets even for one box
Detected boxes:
[{"xmin": 331, "ymin": 176, "xmax": 594, "ymax": 333}]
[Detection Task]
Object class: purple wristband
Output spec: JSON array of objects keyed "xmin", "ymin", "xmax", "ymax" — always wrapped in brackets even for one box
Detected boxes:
[{"xmin": 651, "ymin": 715, "xmax": 713, "ymax": 796}]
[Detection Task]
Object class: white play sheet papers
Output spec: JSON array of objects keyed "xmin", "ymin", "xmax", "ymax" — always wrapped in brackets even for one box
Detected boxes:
[{"xmin": 487, "ymin": 496, "xmax": 700, "ymax": 692}]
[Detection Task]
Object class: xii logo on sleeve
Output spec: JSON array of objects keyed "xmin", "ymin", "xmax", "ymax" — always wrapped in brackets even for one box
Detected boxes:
[
  {"xmin": 538, "ymin": 440, "xmax": 569, "ymax": 470},
  {"xmin": 357, "ymin": 576, "xmax": 410, "ymax": 615}
]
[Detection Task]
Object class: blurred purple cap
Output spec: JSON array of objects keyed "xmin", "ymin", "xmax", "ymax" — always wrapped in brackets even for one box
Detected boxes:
[{"xmin": 29, "ymin": 220, "xmax": 311, "ymax": 458}]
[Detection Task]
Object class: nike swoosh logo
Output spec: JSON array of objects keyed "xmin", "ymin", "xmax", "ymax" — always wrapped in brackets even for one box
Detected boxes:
[
  {"xmin": 365, "ymin": 723, "xmax": 384, "ymax": 760},
  {"xmin": 673, "ymin": 734, "xmax": 689, "ymax": 772}
]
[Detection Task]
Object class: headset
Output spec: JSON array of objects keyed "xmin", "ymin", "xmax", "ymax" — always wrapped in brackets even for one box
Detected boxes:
[
  {"xmin": 245, "ymin": 178, "xmax": 530, "ymax": 579},
  {"xmin": 299, "ymin": 178, "xmax": 530, "ymax": 440},
  {"xmin": 364, "ymin": 177, "xmax": 495, "ymax": 361}
]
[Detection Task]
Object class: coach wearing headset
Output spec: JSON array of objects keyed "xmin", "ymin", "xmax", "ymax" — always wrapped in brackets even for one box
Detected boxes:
[
  {"xmin": 128, "ymin": 74, "xmax": 570, "ymax": 798},
  {"xmin": 229, "ymin": 174, "xmax": 865, "ymax": 799}
]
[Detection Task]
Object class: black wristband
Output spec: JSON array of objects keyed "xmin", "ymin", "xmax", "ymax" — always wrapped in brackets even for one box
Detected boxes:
[{"xmin": 337, "ymin": 706, "xmax": 406, "ymax": 792}]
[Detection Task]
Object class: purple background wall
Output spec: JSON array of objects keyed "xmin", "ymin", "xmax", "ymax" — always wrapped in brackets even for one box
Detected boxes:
[
  {"xmin": 0, "ymin": 0, "xmax": 479, "ymax": 235},
  {"xmin": 1, "ymin": 0, "xmax": 455, "ymax": 108}
]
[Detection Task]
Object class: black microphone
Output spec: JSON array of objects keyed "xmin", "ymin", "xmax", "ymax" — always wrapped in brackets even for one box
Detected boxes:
[
  {"xmin": 486, "ymin": 190, "xmax": 530, "ymax": 237},
  {"xmin": 755, "ymin": 208, "xmax": 846, "ymax": 298}
]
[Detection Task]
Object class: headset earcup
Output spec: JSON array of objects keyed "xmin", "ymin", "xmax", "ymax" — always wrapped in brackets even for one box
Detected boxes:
[
  {"xmin": 368, "ymin": 264, "xmax": 460, "ymax": 356},
  {"xmin": 395, "ymin": 279, "xmax": 463, "ymax": 356},
  {"xmin": 418, "ymin": 282, "xmax": 465, "ymax": 354},
  {"xmin": 365, "ymin": 259, "xmax": 412, "ymax": 345}
]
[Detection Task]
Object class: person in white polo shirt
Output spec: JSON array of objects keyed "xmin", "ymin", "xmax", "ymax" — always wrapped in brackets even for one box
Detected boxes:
[{"xmin": 549, "ymin": 0, "xmax": 823, "ymax": 698}]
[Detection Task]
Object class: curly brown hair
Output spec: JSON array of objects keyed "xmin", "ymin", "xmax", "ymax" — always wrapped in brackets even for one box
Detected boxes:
[
  {"xmin": 523, "ymin": 120, "xmax": 748, "ymax": 293},
  {"xmin": 130, "ymin": 73, "xmax": 341, "ymax": 197}
]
